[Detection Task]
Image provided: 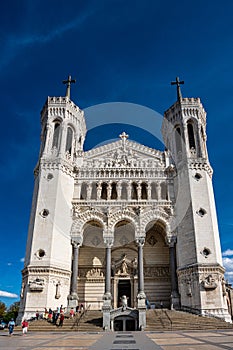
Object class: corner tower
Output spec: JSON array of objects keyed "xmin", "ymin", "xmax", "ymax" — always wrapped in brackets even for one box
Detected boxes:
[
  {"xmin": 18, "ymin": 77, "xmax": 86, "ymax": 320},
  {"xmin": 162, "ymin": 78, "xmax": 230, "ymax": 321}
]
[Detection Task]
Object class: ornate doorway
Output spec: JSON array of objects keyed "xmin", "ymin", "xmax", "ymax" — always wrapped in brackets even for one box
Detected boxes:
[{"xmin": 118, "ymin": 279, "xmax": 131, "ymax": 307}]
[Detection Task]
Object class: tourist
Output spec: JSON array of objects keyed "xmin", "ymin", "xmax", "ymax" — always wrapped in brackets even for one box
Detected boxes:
[
  {"xmin": 36, "ymin": 310, "xmax": 39, "ymax": 320},
  {"xmin": 70, "ymin": 308, "xmax": 75, "ymax": 318},
  {"xmin": 48, "ymin": 308, "xmax": 53, "ymax": 322},
  {"xmin": 22, "ymin": 319, "xmax": 29, "ymax": 335},
  {"xmin": 80, "ymin": 304, "xmax": 84, "ymax": 313},
  {"xmin": 8, "ymin": 318, "xmax": 15, "ymax": 336},
  {"xmin": 55, "ymin": 306, "xmax": 60, "ymax": 324},
  {"xmin": 58, "ymin": 312, "xmax": 65, "ymax": 327}
]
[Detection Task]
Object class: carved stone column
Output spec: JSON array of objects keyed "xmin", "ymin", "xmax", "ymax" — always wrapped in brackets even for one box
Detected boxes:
[
  {"xmin": 127, "ymin": 182, "xmax": 131, "ymax": 200},
  {"xmin": 97, "ymin": 182, "xmax": 102, "ymax": 200},
  {"xmin": 168, "ymin": 236, "xmax": 180, "ymax": 309},
  {"xmin": 59, "ymin": 124, "xmax": 67, "ymax": 156},
  {"xmin": 74, "ymin": 181, "xmax": 81, "ymax": 200},
  {"xmin": 107, "ymin": 183, "xmax": 112, "ymax": 200},
  {"xmin": 102, "ymin": 237, "xmax": 114, "ymax": 331},
  {"xmin": 147, "ymin": 182, "xmax": 151, "ymax": 200},
  {"xmin": 67, "ymin": 238, "xmax": 82, "ymax": 310},
  {"xmin": 136, "ymin": 238, "xmax": 145, "ymax": 296},
  {"xmin": 116, "ymin": 181, "xmax": 122, "ymax": 200},
  {"xmin": 156, "ymin": 181, "xmax": 161, "ymax": 200},
  {"xmin": 43, "ymin": 123, "xmax": 53, "ymax": 155},
  {"xmin": 137, "ymin": 182, "xmax": 142, "ymax": 200},
  {"xmin": 86, "ymin": 182, "xmax": 92, "ymax": 200},
  {"xmin": 136, "ymin": 237, "xmax": 146, "ymax": 330}
]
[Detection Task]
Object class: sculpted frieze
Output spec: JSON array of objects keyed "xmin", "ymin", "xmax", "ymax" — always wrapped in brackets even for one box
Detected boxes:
[
  {"xmin": 144, "ymin": 266, "xmax": 170, "ymax": 278},
  {"xmin": 28, "ymin": 277, "xmax": 45, "ymax": 292}
]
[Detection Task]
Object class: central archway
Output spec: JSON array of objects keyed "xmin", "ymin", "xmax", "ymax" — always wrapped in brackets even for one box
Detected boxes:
[
  {"xmin": 111, "ymin": 220, "xmax": 137, "ymax": 309},
  {"xmin": 144, "ymin": 220, "xmax": 171, "ymax": 308}
]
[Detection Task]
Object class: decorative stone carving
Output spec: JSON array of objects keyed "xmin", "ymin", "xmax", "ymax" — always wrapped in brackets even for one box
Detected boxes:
[
  {"xmin": 91, "ymin": 236, "xmax": 101, "ymax": 247},
  {"xmin": 86, "ymin": 268, "xmax": 104, "ymax": 278},
  {"xmin": 116, "ymin": 255, "xmax": 129, "ymax": 275},
  {"xmin": 29, "ymin": 278, "xmax": 45, "ymax": 292},
  {"xmin": 147, "ymin": 234, "xmax": 157, "ymax": 246},
  {"xmin": 202, "ymin": 275, "xmax": 217, "ymax": 290}
]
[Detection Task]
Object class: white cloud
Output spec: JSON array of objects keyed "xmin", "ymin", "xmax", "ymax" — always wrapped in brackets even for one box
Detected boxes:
[
  {"xmin": 222, "ymin": 249, "xmax": 233, "ymax": 256},
  {"xmin": 7, "ymin": 263, "xmax": 12, "ymax": 266},
  {"xmin": 20, "ymin": 257, "xmax": 25, "ymax": 263},
  {"xmin": 223, "ymin": 256, "xmax": 233, "ymax": 284},
  {"xmin": 0, "ymin": 10, "xmax": 94, "ymax": 69},
  {"xmin": 0, "ymin": 290, "xmax": 18, "ymax": 298}
]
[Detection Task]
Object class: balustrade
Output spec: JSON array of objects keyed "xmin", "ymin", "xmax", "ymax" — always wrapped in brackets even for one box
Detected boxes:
[{"xmin": 77, "ymin": 180, "xmax": 169, "ymax": 202}]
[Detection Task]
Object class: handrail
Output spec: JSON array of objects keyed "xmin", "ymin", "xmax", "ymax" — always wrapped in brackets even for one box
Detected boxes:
[
  {"xmin": 71, "ymin": 304, "xmax": 91, "ymax": 330},
  {"xmin": 164, "ymin": 309, "xmax": 172, "ymax": 331}
]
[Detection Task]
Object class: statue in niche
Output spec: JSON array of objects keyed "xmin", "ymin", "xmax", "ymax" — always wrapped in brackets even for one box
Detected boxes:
[
  {"xmin": 20, "ymin": 281, "xmax": 25, "ymax": 299},
  {"xmin": 55, "ymin": 281, "xmax": 61, "ymax": 299},
  {"xmin": 186, "ymin": 280, "xmax": 192, "ymax": 296},
  {"xmin": 222, "ymin": 277, "xmax": 227, "ymax": 296},
  {"xmin": 116, "ymin": 254, "xmax": 129, "ymax": 275}
]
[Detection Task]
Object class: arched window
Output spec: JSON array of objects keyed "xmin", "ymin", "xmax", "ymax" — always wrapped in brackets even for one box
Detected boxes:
[
  {"xmin": 187, "ymin": 122, "xmax": 196, "ymax": 149},
  {"xmin": 101, "ymin": 183, "xmax": 107, "ymax": 200},
  {"xmin": 141, "ymin": 183, "xmax": 147, "ymax": 199},
  {"xmin": 131, "ymin": 183, "xmax": 138, "ymax": 200},
  {"xmin": 65, "ymin": 127, "xmax": 73, "ymax": 154},
  {"xmin": 52, "ymin": 122, "xmax": 61, "ymax": 149},
  {"xmin": 40, "ymin": 126, "xmax": 47, "ymax": 155},
  {"xmin": 175, "ymin": 126, "xmax": 182, "ymax": 153}
]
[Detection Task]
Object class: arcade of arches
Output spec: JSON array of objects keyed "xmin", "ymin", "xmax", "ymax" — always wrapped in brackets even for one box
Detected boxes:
[{"xmin": 71, "ymin": 219, "xmax": 175, "ymax": 310}]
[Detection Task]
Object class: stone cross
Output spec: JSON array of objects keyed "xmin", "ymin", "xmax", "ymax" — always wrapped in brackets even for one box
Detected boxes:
[
  {"xmin": 119, "ymin": 132, "xmax": 129, "ymax": 151},
  {"xmin": 171, "ymin": 77, "xmax": 184, "ymax": 101},
  {"xmin": 63, "ymin": 75, "xmax": 76, "ymax": 99}
]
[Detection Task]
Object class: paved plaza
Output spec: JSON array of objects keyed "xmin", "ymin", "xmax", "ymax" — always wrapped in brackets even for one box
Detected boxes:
[{"xmin": 1, "ymin": 329, "xmax": 233, "ymax": 350}]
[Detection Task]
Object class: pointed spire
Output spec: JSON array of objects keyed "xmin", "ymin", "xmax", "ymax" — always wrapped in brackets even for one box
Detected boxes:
[
  {"xmin": 171, "ymin": 77, "xmax": 184, "ymax": 102},
  {"xmin": 62, "ymin": 75, "xmax": 76, "ymax": 99}
]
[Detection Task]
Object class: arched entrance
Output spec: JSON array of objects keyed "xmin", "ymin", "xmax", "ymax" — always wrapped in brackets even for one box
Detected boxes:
[
  {"xmin": 112, "ymin": 220, "xmax": 138, "ymax": 309},
  {"xmin": 78, "ymin": 220, "xmax": 105, "ymax": 310},
  {"xmin": 113, "ymin": 315, "xmax": 136, "ymax": 331},
  {"xmin": 144, "ymin": 220, "xmax": 171, "ymax": 308}
]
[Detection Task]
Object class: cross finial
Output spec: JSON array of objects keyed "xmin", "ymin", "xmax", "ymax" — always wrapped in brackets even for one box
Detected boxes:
[
  {"xmin": 119, "ymin": 132, "xmax": 129, "ymax": 141},
  {"xmin": 119, "ymin": 132, "xmax": 129, "ymax": 152},
  {"xmin": 171, "ymin": 76, "xmax": 184, "ymax": 101},
  {"xmin": 62, "ymin": 75, "xmax": 76, "ymax": 99}
]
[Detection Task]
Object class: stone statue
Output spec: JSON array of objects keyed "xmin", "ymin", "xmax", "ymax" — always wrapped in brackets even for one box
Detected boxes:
[{"xmin": 121, "ymin": 295, "xmax": 128, "ymax": 310}]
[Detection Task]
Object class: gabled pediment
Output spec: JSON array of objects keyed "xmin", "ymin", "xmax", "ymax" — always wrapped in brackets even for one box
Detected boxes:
[{"xmin": 83, "ymin": 138, "xmax": 165, "ymax": 169}]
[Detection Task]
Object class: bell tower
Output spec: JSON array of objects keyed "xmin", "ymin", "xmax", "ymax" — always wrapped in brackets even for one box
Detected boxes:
[
  {"xmin": 162, "ymin": 78, "xmax": 231, "ymax": 321},
  {"xmin": 18, "ymin": 77, "xmax": 86, "ymax": 320}
]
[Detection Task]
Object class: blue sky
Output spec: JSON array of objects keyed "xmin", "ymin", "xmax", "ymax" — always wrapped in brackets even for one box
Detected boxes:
[{"xmin": 1, "ymin": 0, "xmax": 233, "ymax": 306}]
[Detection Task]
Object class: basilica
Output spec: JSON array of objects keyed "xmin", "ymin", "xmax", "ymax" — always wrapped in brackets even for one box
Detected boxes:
[{"xmin": 18, "ymin": 77, "xmax": 231, "ymax": 330}]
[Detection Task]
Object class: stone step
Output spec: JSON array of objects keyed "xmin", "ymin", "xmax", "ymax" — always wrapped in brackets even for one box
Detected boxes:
[
  {"xmin": 28, "ymin": 310, "xmax": 103, "ymax": 332},
  {"xmin": 146, "ymin": 309, "xmax": 233, "ymax": 331}
]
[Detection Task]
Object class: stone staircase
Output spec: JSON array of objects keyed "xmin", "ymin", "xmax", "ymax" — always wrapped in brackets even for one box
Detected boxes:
[
  {"xmin": 146, "ymin": 309, "xmax": 233, "ymax": 331},
  {"xmin": 28, "ymin": 309, "xmax": 233, "ymax": 332},
  {"xmin": 28, "ymin": 310, "xmax": 103, "ymax": 332}
]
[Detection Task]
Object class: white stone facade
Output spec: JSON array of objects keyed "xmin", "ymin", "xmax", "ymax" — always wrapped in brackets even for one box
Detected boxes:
[{"xmin": 17, "ymin": 93, "xmax": 231, "ymax": 327}]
